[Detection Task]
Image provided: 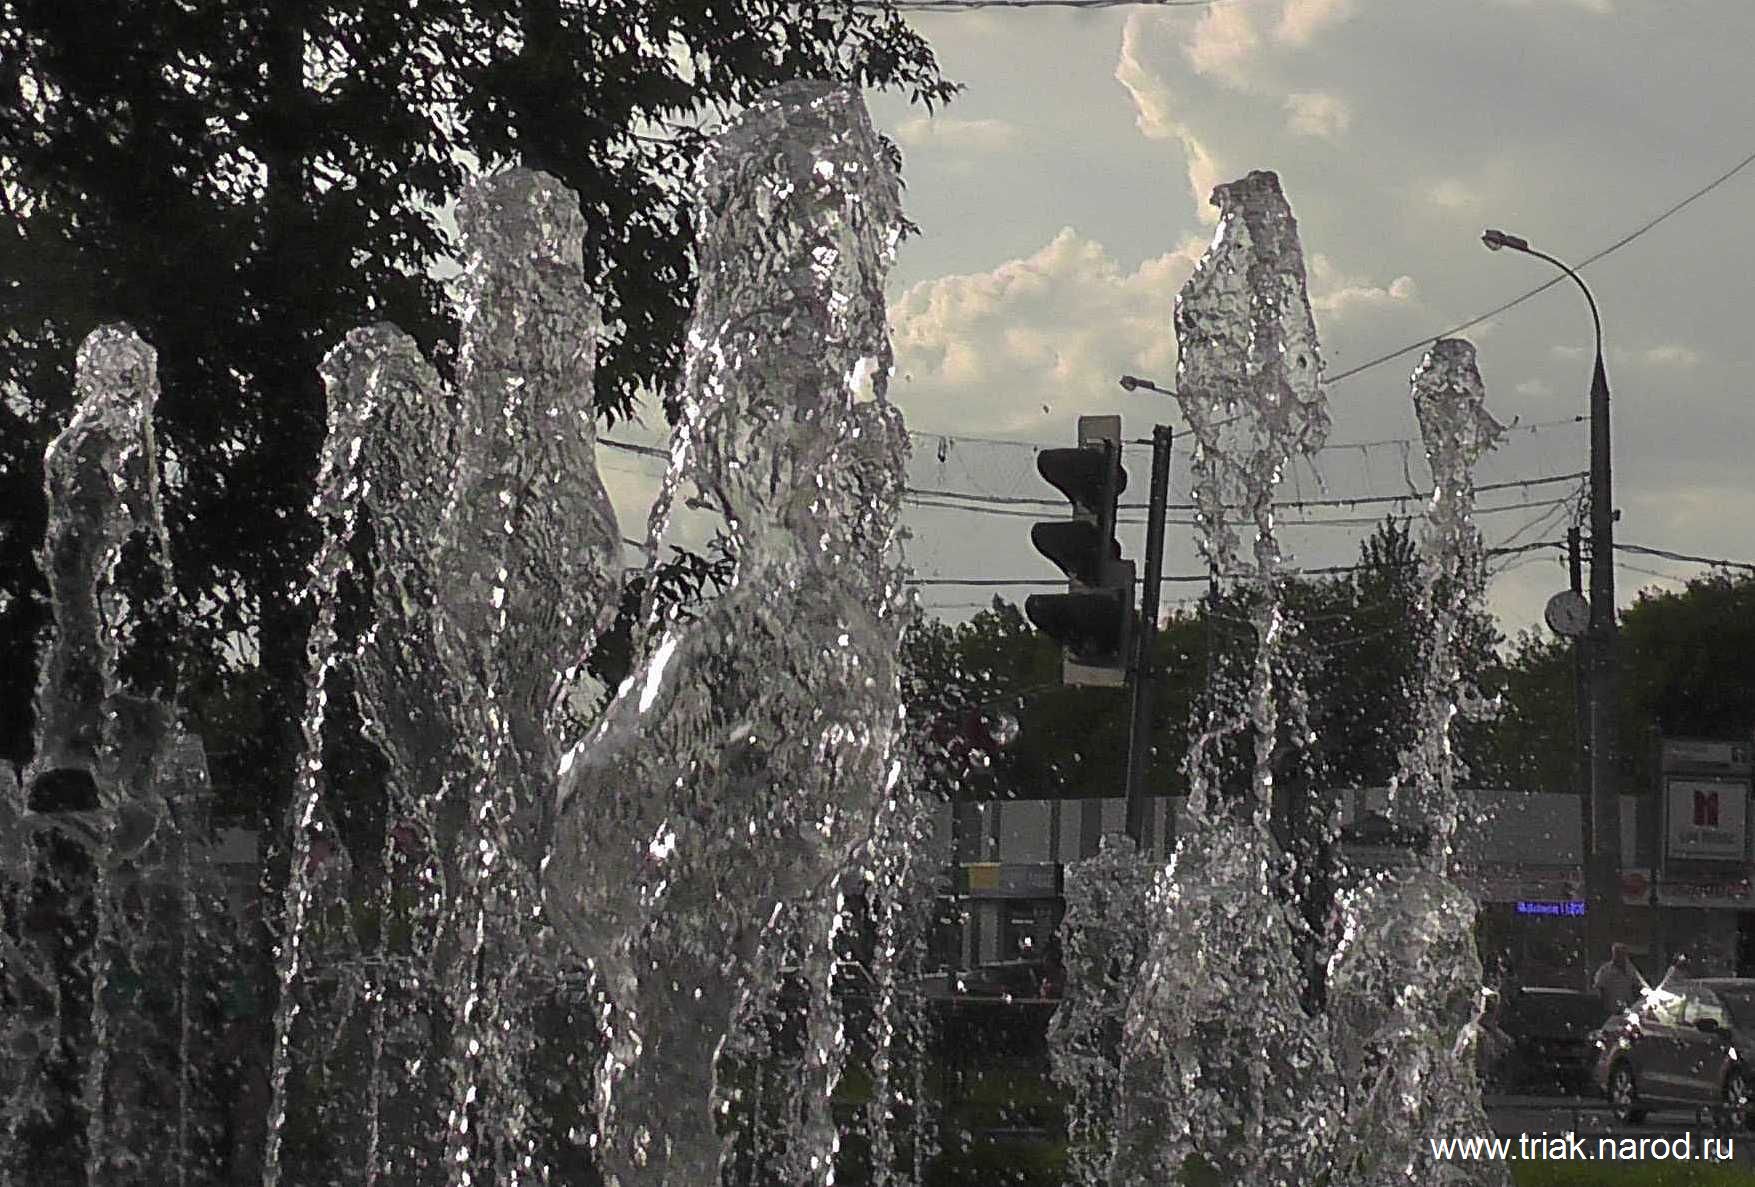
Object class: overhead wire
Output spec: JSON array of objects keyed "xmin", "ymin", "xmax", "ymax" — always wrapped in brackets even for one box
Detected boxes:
[
  {"xmin": 858, "ymin": 0, "xmax": 1224, "ymax": 10},
  {"xmin": 1326, "ymin": 143, "xmax": 1755, "ymax": 387},
  {"xmin": 1615, "ymin": 542, "xmax": 1755, "ymax": 574},
  {"xmin": 904, "ymin": 539, "xmax": 1563, "ymax": 587}
]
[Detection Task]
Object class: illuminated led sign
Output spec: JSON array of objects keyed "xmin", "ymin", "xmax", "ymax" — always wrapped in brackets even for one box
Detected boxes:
[{"xmin": 1515, "ymin": 900, "xmax": 1586, "ymax": 917}]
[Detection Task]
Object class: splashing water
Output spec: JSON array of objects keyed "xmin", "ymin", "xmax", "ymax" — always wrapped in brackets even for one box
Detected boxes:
[
  {"xmin": 264, "ymin": 168, "xmax": 621, "ymax": 1187},
  {"xmin": 543, "ymin": 80, "xmax": 911, "ymax": 1186},
  {"xmin": 3, "ymin": 93, "xmax": 1525, "ymax": 1187},
  {"xmin": 312, "ymin": 324, "xmax": 461, "ymax": 1185},
  {"xmin": 30, "ymin": 327, "xmax": 175, "ymax": 784},
  {"xmin": 1325, "ymin": 339, "xmax": 1511, "ymax": 1187},
  {"xmin": 1395, "ymin": 338, "xmax": 1505, "ymax": 869},
  {"xmin": 430, "ymin": 169, "xmax": 621, "ymax": 1187},
  {"xmin": 1172, "ymin": 169, "xmax": 1329, "ymax": 830},
  {"xmin": 1047, "ymin": 834, "xmax": 1155, "ymax": 1186},
  {"xmin": 4, "ymin": 325, "xmax": 217, "ymax": 1185},
  {"xmin": 1111, "ymin": 171, "xmax": 1340, "ymax": 1187}
]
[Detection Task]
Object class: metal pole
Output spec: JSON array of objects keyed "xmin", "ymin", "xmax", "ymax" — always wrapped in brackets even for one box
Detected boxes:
[
  {"xmin": 1125, "ymin": 425, "xmax": 1174, "ymax": 847},
  {"xmin": 1569, "ymin": 527, "xmax": 1591, "ymax": 884},
  {"xmin": 1485, "ymin": 232, "xmax": 1620, "ymax": 962},
  {"xmin": 1587, "ymin": 351, "xmax": 1622, "ymax": 963}
]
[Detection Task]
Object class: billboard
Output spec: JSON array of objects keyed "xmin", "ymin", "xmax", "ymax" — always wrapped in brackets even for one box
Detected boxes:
[{"xmin": 1665, "ymin": 777, "xmax": 1749, "ymax": 864}]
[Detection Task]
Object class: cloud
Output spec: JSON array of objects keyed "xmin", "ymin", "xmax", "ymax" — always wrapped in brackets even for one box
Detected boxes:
[
  {"xmin": 1640, "ymin": 343, "xmax": 1701, "ymax": 368},
  {"xmin": 1115, "ymin": 12, "xmax": 1225, "ymax": 221},
  {"xmin": 1556, "ymin": 343, "xmax": 1702, "ymax": 369},
  {"xmin": 1185, "ymin": 5, "xmax": 1261, "ymax": 87},
  {"xmin": 1285, "ymin": 91, "xmax": 1351, "ymax": 138},
  {"xmin": 1274, "ymin": 0, "xmax": 1356, "ymax": 44},
  {"xmin": 1426, "ymin": 178, "xmax": 1481, "ymax": 211},
  {"xmin": 1185, "ymin": 0, "xmax": 1352, "ymax": 88},
  {"xmin": 889, "ymin": 228, "xmax": 1207, "ymax": 434},
  {"xmin": 892, "ymin": 115, "xmax": 1022, "ymax": 153},
  {"xmin": 1515, "ymin": 378, "xmax": 1554, "ymax": 398},
  {"xmin": 1307, "ymin": 253, "xmax": 1419, "ymax": 318}
]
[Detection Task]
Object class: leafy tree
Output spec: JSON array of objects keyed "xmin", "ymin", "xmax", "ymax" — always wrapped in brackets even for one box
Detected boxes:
[
  {"xmin": 1, "ymin": 3, "xmax": 953, "ymax": 1174},
  {"xmin": 0, "ymin": 0, "xmax": 956, "ymax": 779},
  {"xmin": 1492, "ymin": 569, "xmax": 1755, "ymax": 795}
]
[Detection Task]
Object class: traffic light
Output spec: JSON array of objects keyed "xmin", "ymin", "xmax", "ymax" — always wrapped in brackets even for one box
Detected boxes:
[{"xmin": 1026, "ymin": 415, "xmax": 1134, "ymax": 687}]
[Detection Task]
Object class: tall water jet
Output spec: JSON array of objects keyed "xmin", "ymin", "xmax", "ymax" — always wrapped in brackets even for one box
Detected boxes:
[
  {"xmin": 430, "ymin": 168, "xmax": 621, "ymax": 1187},
  {"xmin": 544, "ymin": 80, "xmax": 912, "ymax": 1185},
  {"xmin": 263, "ymin": 169, "xmax": 621, "ymax": 1187},
  {"xmin": 1324, "ymin": 339, "xmax": 1511, "ymax": 1187},
  {"xmin": 4, "ymin": 325, "xmax": 216, "ymax": 1184},
  {"xmin": 1048, "ymin": 833, "xmax": 1155, "ymax": 1186},
  {"xmin": 310, "ymin": 325, "xmax": 460, "ymax": 1185},
  {"xmin": 1114, "ymin": 170, "xmax": 1339, "ymax": 1187}
]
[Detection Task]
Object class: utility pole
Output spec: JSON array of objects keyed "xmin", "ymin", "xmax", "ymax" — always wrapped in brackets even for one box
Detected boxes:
[
  {"xmin": 1124, "ymin": 425, "xmax": 1173, "ymax": 849},
  {"xmin": 1570, "ymin": 527, "xmax": 1591, "ymax": 889},
  {"xmin": 1483, "ymin": 228, "xmax": 1620, "ymax": 963},
  {"xmin": 1587, "ymin": 352, "xmax": 1622, "ymax": 962}
]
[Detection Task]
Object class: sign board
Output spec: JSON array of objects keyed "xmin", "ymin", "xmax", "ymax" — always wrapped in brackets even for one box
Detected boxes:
[
  {"xmin": 1656, "ymin": 876, "xmax": 1754, "ymax": 910},
  {"xmin": 1661, "ymin": 739, "xmax": 1752, "ymax": 773},
  {"xmin": 1515, "ymin": 900, "xmax": 1586, "ymax": 917},
  {"xmin": 960, "ymin": 862, "xmax": 1061, "ymax": 898},
  {"xmin": 1665, "ymin": 777, "xmax": 1748, "ymax": 864},
  {"xmin": 1619, "ymin": 866, "xmax": 1754, "ymax": 909}
]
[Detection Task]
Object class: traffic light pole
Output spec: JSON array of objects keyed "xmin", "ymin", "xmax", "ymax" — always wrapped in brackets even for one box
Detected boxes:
[{"xmin": 1124, "ymin": 424, "xmax": 1173, "ymax": 849}]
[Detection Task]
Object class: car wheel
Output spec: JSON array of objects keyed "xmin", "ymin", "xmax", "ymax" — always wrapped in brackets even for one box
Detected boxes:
[
  {"xmin": 1610, "ymin": 1063, "xmax": 1647, "ymax": 1124},
  {"xmin": 1725, "ymin": 1071, "xmax": 1755, "ymax": 1133}
]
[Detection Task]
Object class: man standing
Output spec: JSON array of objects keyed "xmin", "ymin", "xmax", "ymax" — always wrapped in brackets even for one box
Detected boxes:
[{"xmin": 1593, "ymin": 943, "xmax": 1650, "ymax": 1014}]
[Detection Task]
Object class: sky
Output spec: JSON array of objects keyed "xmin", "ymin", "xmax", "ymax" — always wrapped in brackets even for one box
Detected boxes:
[{"xmin": 600, "ymin": 0, "xmax": 1755, "ymax": 645}]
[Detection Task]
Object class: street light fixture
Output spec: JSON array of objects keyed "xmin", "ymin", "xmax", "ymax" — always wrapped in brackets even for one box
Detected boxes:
[
  {"xmin": 1118, "ymin": 374, "xmax": 1175, "ymax": 397},
  {"xmin": 1482, "ymin": 227, "xmax": 1622, "ymax": 963}
]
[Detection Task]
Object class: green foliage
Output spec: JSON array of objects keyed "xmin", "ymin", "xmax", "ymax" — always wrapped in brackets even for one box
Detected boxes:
[
  {"xmin": 904, "ymin": 519, "xmax": 1505, "ymax": 807},
  {"xmin": 1618, "ymin": 571, "xmax": 1755, "ymax": 747},
  {"xmin": 1508, "ymin": 1159, "xmax": 1755, "ymax": 1187},
  {"xmin": 1489, "ymin": 569, "xmax": 1755, "ymax": 793},
  {"xmin": 0, "ymin": 0, "xmax": 958, "ymax": 789}
]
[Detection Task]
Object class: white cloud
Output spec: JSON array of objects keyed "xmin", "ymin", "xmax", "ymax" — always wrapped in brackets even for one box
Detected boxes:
[
  {"xmin": 1640, "ymin": 343, "xmax": 1701, "ymax": 368},
  {"xmin": 1184, "ymin": 5, "xmax": 1261, "ymax": 87},
  {"xmin": 1427, "ymin": 178, "xmax": 1481, "ymax": 211},
  {"xmin": 893, "ymin": 115, "xmax": 1022, "ymax": 153},
  {"xmin": 1307, "ymin": 253, "xmax": 1419, "ymax": 318},
  {"xmin": 1514, "ymin": 378, "xmax": 1554, "ymax": 398},
  {"xmin": 889, "ymin": 228, "xmax": 1207, "ymax": 434},
  {"xmin": 1285, "ymin": 91, "xmax": 1352, "ymax": 138},
  {"xmin": 1116, "ymin": 12, "xmax": 1225, "ymax": 221},
  {"xmin": 1275, "ymin": 0, "xmax": 1356, "ymax": 44}
]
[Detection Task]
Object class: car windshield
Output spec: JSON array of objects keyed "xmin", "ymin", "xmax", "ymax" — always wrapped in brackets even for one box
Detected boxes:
[{"xmin": 1715, "ymin": 990, "xmax": 1755, "ymax": 1030}]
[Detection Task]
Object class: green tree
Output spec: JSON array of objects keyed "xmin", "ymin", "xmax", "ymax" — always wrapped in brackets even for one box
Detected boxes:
[
  {"xmin": 1, "ymin": 4, "xmax": 954, "ymax": 1175},
  {"xmin": 1492, "ymin": 569, "xmax": 1755, "ymax": 794},
  {"xmin": 0, "ymin": 0, "xmax": 955, "ymax": 782}
]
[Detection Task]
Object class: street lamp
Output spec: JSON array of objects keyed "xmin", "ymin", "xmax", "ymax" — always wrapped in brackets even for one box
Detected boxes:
[
  {"xmin": 1482, "ymin": 227, "xmax": 1622, "ymax": 964},
  {"xmin": 1118, "ymin": 374, "xmax": 1174, "ymax": 397}
]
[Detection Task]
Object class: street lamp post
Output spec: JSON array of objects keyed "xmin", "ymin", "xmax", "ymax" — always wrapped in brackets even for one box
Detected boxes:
[{"xmin": 1482, "ymin": 228, "xmax": 1622, "ymax": 965}]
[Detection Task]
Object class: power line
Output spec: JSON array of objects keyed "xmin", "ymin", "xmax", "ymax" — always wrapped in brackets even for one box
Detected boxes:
[
  {"xmin": 1615, "ymin": 542, "xmax": 1755, "ymax": 574},
  {"xmin": 1617, "ymin": 562, "xmax": 1689, "ymax": 587},
  {"xmin": 862, "ymin": 0, "xmax": 1223, "ymax": 9},
  {"xmin": 1327, "ymin": 143, "xmax": 1755, "ymax": 387},
  {"xmin": 906, "ymin": 493, "xmax": 1577, "ymax": 526},
  {"xmin": 905, "ymin": 539, "xmax": 1562, "ymax": 587},
  {"xmin": 906, "ymin": 470, "xmax": 1587, "ymax": 514}
]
